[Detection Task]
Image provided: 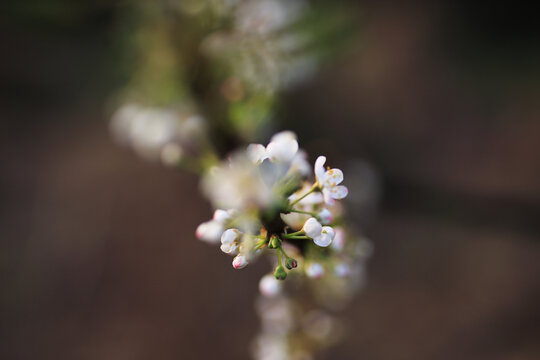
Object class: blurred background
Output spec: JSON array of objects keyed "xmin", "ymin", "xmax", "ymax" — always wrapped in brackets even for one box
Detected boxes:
[{"xmin": 1, "ymin": 0, "xmax": 540, "ymax": 359}]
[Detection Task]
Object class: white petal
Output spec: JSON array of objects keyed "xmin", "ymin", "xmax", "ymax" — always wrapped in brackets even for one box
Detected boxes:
[
  {"xmin": 321, "ymin": 226, "xmax": 335, "ymax": 240},
  {"xmin": 314, "ymin": 156, "xmax": 326, "ymax": 183},
  {"xmin": 322, "ymin": 168, "xmax": 344, "ymax": 188},
  {"xmin": 330, "ymin": 185, "xmax": 348, "ymax": 199},
  {"xmin": 270, "ymin": 130, "xmax": 297, "ymax": 143},
  {"xmin": 313, "ymin": 227, "xmax": 334, "ymax": 247},
  {"xmin": 266, "ymin": 137, "xmax": 298, "ymax": 163},
  {"xmin": 302, "ymin": 217, "xmax": 322, "ymax": 239},
  {"xmin": 322, "ymin": 188, "xmax": 335, "ymax": 206},
  {"xmin": 220, "ymin": 242, "xmax": 238, "ymax": 254},
  {"xmin": 259, "ymin": 274, "xmax": 282, "ymax": 297},
  {"xmin": 213, "ymin": 209, "xmax": 231, "ymax": 223},
  {"xmin": 195, "ymin": 220, "xmax": 223, "ymax": 243},
  {"xmin": 247, "ymin": 144, "xmax": 268, "ymax": 164},
  {"xmin": 221, "ymin": 228, "xmax": 240, "ymax": 244}
]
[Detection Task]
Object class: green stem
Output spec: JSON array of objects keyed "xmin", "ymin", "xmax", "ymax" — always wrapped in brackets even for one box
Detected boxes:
[
  {"xmin": 286, "ymin": 230, "xmax": 305, "ymax": 236},
  {"xmin": 289, "ymin": 184, "xmax": 319, "ymax": 207},
  {"xmin": 282, "ymin": 235, "xmax": 310, "ymax": 240},
  {"xmin": 277, "ymin": 248, "xmax": 283, "ymax": 266},
  {"xmin": 288, "ymin": 209, "xmax": 318, "ymax": 217}
]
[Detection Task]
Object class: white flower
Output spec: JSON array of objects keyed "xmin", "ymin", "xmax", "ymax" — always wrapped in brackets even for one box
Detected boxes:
[
  {"xmin": 266, "ymin": 131, "xmax": 298, "ymax": 163},
  {"xmin": 247, "ymin": 143, "xmax": 268, "ymax": 164},
  {"xmin": 202, "ymin": 153, "xmax": 274, "ymax": 209},
  {"xmin": 302, "ymin": 217, "xmax": 322, "ymax": 238},
  {"xmin": 195, "ymin": 209, "xmax": 231, "ymax": 244},
  {"xmin": 331, "ymin": 227, "xmax": 346, "ymax": 252},
  {"xmin": 220, "ymin": 229, "xmax": 241, "ymax": 254},
  {"xmin": 302, "ymin": 217, "xmax": 334, "ymax": 247},
  {"xmin": 195, "ymin": 220, "xmax": 224, "ymax": 244},
  {"xmin": 313, "ymin": 226, "xmax": 335, "ymax": 247},
  {"xmin": 232, "ymin": 254, "xmax": 249, "ymax": 269},
  {"xmin": 314, "ymin": 156, "xmax": 349, "ymax": 205},
  {"xmin": 259, "ymin": 274, "xmax": 283, "ymax": 297},
  {"xmin": 213, "ymin": 209, "xmax": 232, "ymax": 223},
  {"xmin": 305, "ymin": 262, "xmax": 324, "ymax": 279},
  {"xmin": 289, "ymin": 150, "xmax": 311, "ymax": 177},
  {"xmin": 334, "ymin": 263, "xmax": 351, "ymax": 278},
  {"xmin": 318, "ymin": 208, "xmax": 333, "ymax": 225}
]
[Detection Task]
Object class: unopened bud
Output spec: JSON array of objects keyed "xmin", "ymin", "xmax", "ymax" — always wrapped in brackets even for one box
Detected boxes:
[
  {"xmin": 274, "ymin": 265, "xmax": 287, "ymax": 280},
  {"xmin": 268, "ymin": 236, "xmax": 282, "ymax": 249},
  {"xmin": 285, "ymin": 258, "xmax": 298, "ymax": 270}
]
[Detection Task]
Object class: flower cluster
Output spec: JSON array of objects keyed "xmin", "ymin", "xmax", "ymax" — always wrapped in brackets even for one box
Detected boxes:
[{"xmin": 197, "ymin": 130, "xmax": 354, "ymax": 282}]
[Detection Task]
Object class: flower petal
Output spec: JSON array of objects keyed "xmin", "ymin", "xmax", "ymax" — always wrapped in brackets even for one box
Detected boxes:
[
  {"xmin": 322, "ymin": 188, "xmax": 335, "ymax": 206},
  {"xmin": 322, "ymin": 168, "xmax": 344, "ymax": 188},
  {"xmin": 302, "ymin": 217, "xmax": 322, "ymax": 239},
  {"xmin": 330, "ymin": 185, "xmax": 348, "ymax": 199},
  {"xmin": 314, "ymin": 156, "xmax": 326, "ymax": 183},
  {"xmin": 266, "ymin": 137, "xmax": 298, "ymax": 163},
  {"xmin": 247, "ymin": 144, "xmax": 268, "ymax": 164}
]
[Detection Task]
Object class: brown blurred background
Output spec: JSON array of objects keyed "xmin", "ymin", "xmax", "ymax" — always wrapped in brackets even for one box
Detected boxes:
[{"xmin": 1, "ymin": 1, "xmax": 540, "ymax": 359}]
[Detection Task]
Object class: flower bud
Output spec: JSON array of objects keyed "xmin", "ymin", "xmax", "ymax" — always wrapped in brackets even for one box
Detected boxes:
[
  {"xmin": 232, "ymin": 255, "xmax": 248, "ymax": 269},
  {"xmin": 268, "ymin": 236, "xmax": 282, "ymax": 249},
  {"xmin": 195, "ymin": 220, "xmax": 224, "ymax": 244},
  {"xmin": 285, "ymin": 258, "xmax": 298, "ymax": 270},
  {"xmin": 274, "ymin": 265, "xmax": 287, "ymax": 280}
]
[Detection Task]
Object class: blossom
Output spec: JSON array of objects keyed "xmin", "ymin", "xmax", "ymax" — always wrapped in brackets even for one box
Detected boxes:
[
  {"xmin": 195, "ymin": 209, "xmax": 231, "ymax": 244},
  {"xmin": 266, "ymin": 131, "xmax": 299, "ymax": 163},
  {"xmin": 247, "ymin": 130, "xmax": 299, "ymax": 165},
  {"xmin": 314, "ymin": 156, "xmax": 348, "ymax": 205},
  {"xmin": 302, "ymin": 217, "xmax": 335, "ymax": 247},
  {"xmin": 202, "ymin": 153, "xmax": 274, "ymax": 209},
  {"xmin": 314, "ymin": 226, "xmax": 335, "ymax": 247},
  {"xmin": 305, "ymin": 262, "xmax": 324, "ymax": 279},
  {"xmin": 233, "ymin": 254, "xmax": 249, "ymax": 269},
  {"xmin": 220, "ymin": 228, "xmax": 241, "ymax": 254},
  {"xmin": 318, "ymin": 208, "xmax": 333, "ymax": 225},
  {"xmin": 302, "ymin": 217, "xmax": 322, "ymax": 238},
  {"xmin": 196, "ymin": 220, "xmax": 224, "ymax": 243},
  {"xmin": 259, "ymin": 274, "xmax": 283, "ymax": 297}
]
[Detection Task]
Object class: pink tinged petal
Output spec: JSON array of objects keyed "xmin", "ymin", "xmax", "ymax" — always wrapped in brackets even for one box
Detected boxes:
[
  {"xmin": 232, "ymin": 255, "xmax": 248, "ymax": 269},
  {"xmin": 213, "ymin": 209, "xmax": 231, "ymax": 223},
  {"xmin": 247, "ymin": 144, "xmax": 268, "ymax": 164},
  {"xmin": 302, "ymin": 217, "xmax": 322, "ymax": 238},
  {"xmin": 314, "ymin": 156, "xmax": 326, "ymax": 183},
  {"xmin": 330, "ymin": 185, "xmax": 348, "ymax": 199},
  {"xmin": 322, "ymin": 168, "xmax": 344, "ymax": 188},
  {"xmin": 195, "ymin": 220, "xmax": 224, "ymax": 243}
]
